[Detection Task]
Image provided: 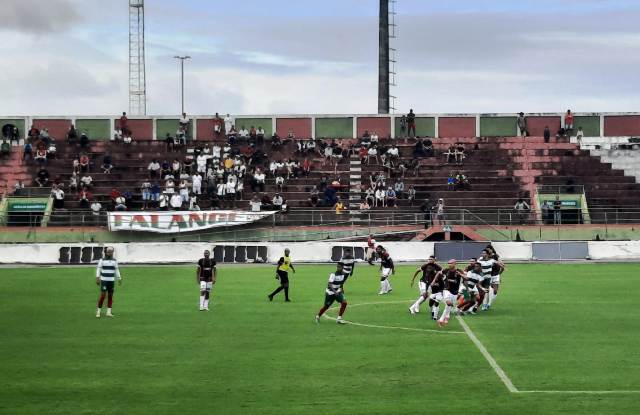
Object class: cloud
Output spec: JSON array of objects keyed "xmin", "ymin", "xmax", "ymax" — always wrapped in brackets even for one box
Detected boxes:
[{"xmin": 0, "ymin": 0, "xmax": 81, "ymax": 34}]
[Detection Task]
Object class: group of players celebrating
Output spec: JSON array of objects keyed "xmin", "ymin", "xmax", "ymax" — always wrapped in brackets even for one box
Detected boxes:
[{"xmin": 94, "ymin": 240, "xmax": 504, "ymax": 330}]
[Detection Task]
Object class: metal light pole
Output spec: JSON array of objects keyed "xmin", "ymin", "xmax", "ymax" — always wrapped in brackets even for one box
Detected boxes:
[{"xmin": 173, "ymin": 55, "xmax": 191, "ymax": 114}]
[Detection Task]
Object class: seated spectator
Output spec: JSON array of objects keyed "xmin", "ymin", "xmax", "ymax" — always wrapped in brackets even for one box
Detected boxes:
[
  {"xmin": 170, "ymin": 193, "xmax": 183, "ymax": 210},
  {"xmin": 28, "ymin": 125, "xmax": 40, "ymax": 140},
  {"xmin": 447, "ymin": 172, "xmax": 456, "ymax": 190},
  {"xmin": 47, "ymin": 139, "xmax": 57, "ymax": 158},
  {"xmin": 271, "ymin": 132, "xmax": 281, "ymax": 150},
  {"xmin": 273, "ymin": 193, "xmax": 286, "ymax": 212},
  {"xmin": 261, "ymin": 193, "xmax": 274, "ymax": 210},
  {"xmin": 307, "ymin": 139, "xmax": 317, "ymax": 154},
  {"xmin": 176, "ymin": 127, "xmax": 186, "ymax": 145},
  {"xmin": 275, "ymin": 175, "xmax": 285, "ymax": 192},
  {"xmin": 423, "ymin": 138, "xmax": 434, "ymax": 156},
  {"xmin": 172, "ymin": 158, "xmax": 181, "ymax": 176},
  {"xmin": 386, "ymin": 187, "xmax": 397, "ymax": 208},
  {"xmin": 12, "ymin": 181, "xmax": 24, "ymax": 196},
  {"xmin": 34, "ymin": 147, "xmax": 47, "ymax": 166},
  {"xmin": 413, "ymin": 139, "xmax": 426, "ymax": 158},
  {"xmin": 102, "ymin": 154, "xmax": 113, "ymax": 173},
  {"xmin": 249, "ymin": 126, "xmax": 257, "ymax": 142},
  {"xmin": 158, "ymin": 193, "xmax": 169, "ymax": 211},
  {"xmin": 394, "ymin": 179, "xmax": 405, "ymax": 199},
  {"xmin": 115, "ymin": 196, "xmax": 127, "ymax": 211},
  {"xmin": 362, "ymin": 130, "xmax": 371, "ymax": 140},
  {"xmin": 79, "ymin": 132, "xmax": 89, "ymax": 148},
  {"xmin": 110, "ymin": 188, "xmax": 121, "ymax": 208},
  {"xmin": 407, "ymin": 185, "xmax": 416, "ymax": 206},
  {"xmin": 165, "ymin": 133, "xmax": 175, "ymax": 151},
  {"xmin": 365, "ymin": 185, "xmax": 375, "ymax": 207},
  {"xmin": 445, "ymin": 146, "xmax": 456, "ymax": 164},
  {"xmin": 359, "ymin": 198, "xmax": 371, "ymax": 210},
  {"xmin": 386, "ymin": 145, "xmax": 399, "ymax": 166},
  {"xmin": 183, "ymin": 157, "xmax": 194, "ymax": 175},
  {"xmin": 308, "ymin": 186, "xmax": 319, "ymax": 207},
  {"xmin": 113, "ymin": 129, "xmax": 123, "ymax": 142},
  {"xmin": 69, "ymin": 173, "xmax": 78, "ymax": 193},
  {"xmin": 1, "ymin": 140, "xmax": 11, "ymax": 158},
  {"xmin": 227, "ymin": 126, "xmax": 238, "ymax": 144},
  {"xmin": 287, "ymin": 128, "xmax": 295, "ymax": 140},
  {"xmin": 454, "ymin": 143, "xmax": 465, "ymax": 165},
  {"xmin": 370, "ymin": 131, "xmax": 379, "ymax": 144},
  {"xmin": 375, "ymin": 187, "xmax": 386, "ymax": 207},
  {"xmin": 23, "ymin": 142, "xmax": 33, "ymax": 161},
  {"xmin": 79, "ymin": 187, "xmax": 92, "ymax": 209},
  {"xmin": 257, "ymin": 126, "xmax": 265, "ymax": 141},
  {"xmin": 90, "ymin": 201, "xmax": 102, "ymax": 218},
  {"xmin": 35, "ymin": 168, "xmax": 50, "ymax": 187},
  {"xmin": 79, "ymin": 154, "xmax": 90, "ymax": 173},
  {"xmin": 189, "ymin": 195, "xmax": 200, "ymax": 211},
  {"xmin": 556, "ymin": 127, "xmax": 567, "ymax": 139},
  {"xmin": 148, "ymin": 159, "xmax": 161, "ymax": 178},
  {"xmin": 226, "ymin": 180, "xmax": 237, "ymax": 206},
  {"xmin": 333, "ymin": 197, "xmax": 345, "ymax": 214},
  {"xmin": 51, "ymin": 185, "xmax": 65, "ymax": 209},
  {"xmin": 80, "ymin": 174, "xmax": 93, "ymax": 189},
  {"xmin": 239, "ymin": 126, "xmax": 249, "ymax": 140},
  {"xmin": 165, "ymin": 177, "xmax": 175, "ymax": 194},
  {"xmin": 179, "ymin": 112, "xmax": 191, "ymax": 134},
  {"xmin": 249, "ymin": 193, "xmax": 262, "ymax": 212},
  {"xmin": 367, "ymin": 146, "xmax": 379, "ymax": 165},
  {"xmin": 123, "ymin": 132, "xmax": 133, "ymax": 144},
  {"xmin": 161, "ymin": 160, "xmax": 171, "ymax": 178},
  {"xmin": 455, "ymin": 172, "xmax": 470, "ymax": 190}
]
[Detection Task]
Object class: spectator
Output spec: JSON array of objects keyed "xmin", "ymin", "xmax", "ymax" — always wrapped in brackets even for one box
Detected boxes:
[
  {"xmin": 270, "ymin": 131, "xmax": 281, "ymax": 150},
  {"xmin": 113, "ymin": 129, "xmax": 123, "ymax": 142},
  {"xmin": 359, "ymin": 198, "xmax": 371, "ymax": 210},
  {"xmin": 514, "ymin": 198, "xmax": 530, "ymax": 224},
  {"xmin": 51, "ymin": 185, "xmax": 65, "ymax": 209},
  {"xmin": 273, "ymin": 193, "xmax": 286, "ymax": 212},
  {"xmin": 79, "ymin": 132, "xmax": 89, "ymax": 148},
  {"xmin": 370, "ymin": 131, "xmax": 379, "ymax": 144},
  {"xmin": 119, "ymin": 112, "xmax": 130, "ymax": 136},
  {"xmin": 141, "ymin": 180, "xmax": 152, "ymax": 210},
  {"xmin": 123, "ymin": 132, "xmax": 133, "ymax": 145},
  {"xmin": 399, "ymin": 114, "xmax": 407, "ymax": 137},
  {"xmin": 79, "ymin": 154, "xmax": 90, "ymax": 173},
  {"xmin": 67, "ymin": 124, "xmax": 78, "ymax": 144},
  {"xmin": 252, "ymin": 169, "xmax": 266, "ymax": 192},
  {"xmin": 445, "ymin": 146, "xmax": 456, "ymax": 164},
  {"xmin": 455, "ymin": 143, "xmax": 465, "ymax": 165},
  {"xmin": 189, "ymin": 195, "xmax": 200, "ymax": 211},
  {"xmin": 90, "ymin": 201, "xmax": 102, "ymax": 219},
  {"xmin": 517, "ymin": 112, "xmax": 527, "ymax": 137},
  {"xmin": 69, "ymin": 173, "xmax": 78, "ymax": 193},
  {"xmin": 556, "ymin": 127, "xmax": 567, "ymax": 139},
  {"xmin": 447, "ymin": 172, "xmax": 456, "ymax": 190},
  {"xmin": 287, "ymin": 128, "xmax": 295, "ymax": 140},
  {"xmin": 171, "ymin": 158, "xmax": 181, "ymax": 176},
  {"xmin": 275, "ymin": 175, "xmax": 285, "ymax": 193},
  {"xmin": 192, "ymin": 172, "xmax": 202, "ymax": 195},
  {"xmin": 394, "ymin": 179, "xmax": 405, "ymax": 199},
  {"xmin": 176, "ymin": 127, "xmax": 186, "ymax": 146},
  {"xmin": 386, "ymin": 145, "xmax": 399, "ymax": 166},
  {"xmin": 40, "ymin": 128, "xmax": 50, "ymax": 146},
  {"xmin": 115, "ymin": 196, "xmax": 127, "ymax": 211},
  {"xmin": 79, "ymin": 187, "xmax": 92, "ymax": 209},
  {"xmin": 407, "ymin": 185, "xmax": 416, "ymax": 206},
  {"xmin": 110, "ymin": 188, "xmax": 121, "ymax": 208},
  {"xmin": 455, "ymin": 172, "xmax": 470, "ymax": 190},
  {"xmin": 23, "ymin": 141, "xmax": 33, "ymax": 162},
  {"xmin": 576, "ymin": 126, "xmax": 584, "ymax": 145},
  {"xmin": 170, "ymin": 193, "xmax": 183, "ymax": 210},
  {"xmin": 564, "ymin": 109, "xmax": 574, "ymax": 131},
  {"xmin": 0, "ymin": 140, "xmax": 11, "ymax": 159},
  {"xmin": 212, "ymin": 113, "xmax": 223, "ymax": 139},
  {"xmin": 148, "ymin": 159, "xmax": 160, "ymax": 178},
  {"xmin": 435, "ymin": 198, "xmax": 446, "ymax": 224},
  {"xmin": 407, "ymin": 109, "xmax": 416, "ymax": 138},
  {"xmin": 386, "ymin": 187, "xmax": 398, "ymax": 208},
  {"xmin": 249, "ymin": 193, "xmax": 262, "ymax": 212},
  {"xmin": 35, "ymin": 168, "xmax": 50, "ymax": 187},
  {"xmin": 413, "ymin": 139, "xmax": 426, "ymax": 158},
  {"xmin": 227, "ymin": 125, "xmax": 238, "ymax": 144},
  {"xmin": 308, "ymin": 186, "xmax": 319, "ymax": 207},
  {"xmin": 165, "ymin": 176, "xmax": 175, "ymax": 194},
  {"xmin": 367, "ymin": 146, "xmax": 379, "ymax": 165},
  {"xmin": 165, "ymin": 133, "xmax": 175, "ymax": 151},
  {"xmin": 239, "ymin": 126, "xmax": 249, "ymax": 141},
  {"xmin": 101, "ymin": 154, "xmax": 113, "ymax": 174},
  {"xmin": 158, "ymin": 193, "xmax": 169, "ymax": 211},
  {"xmin": 420, "ymin": 199, "xmax": 433, "ymax": 228},
  {"xmin": 224, "ymin": 114, "xmax": 233, "ymax": 135},
  {"xmin": 80, "ymin": 174, "xmax": 93, "ymax": 189},
  {"xmin": 179, "ymin": 179, "xmax": 190, "ymax": 203},
  {"xmin": 375, "ymin": 187, "xmax": 386, "ymax": 207},
  {"xmin": 226, "ymin": 178, "xmax": 237, "ymax": 206},
  {"xmin": 553, "ymin": 195, "xmax": 562, "ymax": 224},
  {"xmin": 257, "ymin": 126, "xmax": 265, "ymax": 142},
  {"xmin": 179, "ymin": 112, "xmax": 190, "ymax": 135},
  {"xmin": 333, "ymin": 196, "xmax": 345, "ymax": 214},
  {"xmin": 28, "ymin": 124, "xmax": 40, "ymax": 140},
  {"xmin": 544, "ymin": 126, "xmax": 551, "ymax": 143},
  {"xmin": 47, "ymin": 138, "xmax": 57, "ymax": 158},
  {"xmin": 365, "ymin": 185, "xmax": 375, "ymax": 207},
  {"xmin": 151, "ymin": 182, "xmax": 161, "ymax": 205},
  {"xmin": 34, "ymin": 146, "xmax": 47, "ymax": 166}
]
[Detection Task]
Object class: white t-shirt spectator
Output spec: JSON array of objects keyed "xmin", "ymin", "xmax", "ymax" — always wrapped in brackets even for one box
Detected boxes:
[
  {"xmin": 254, "ymin": 172, "xmax": 266, "ymax": 184},
  {"xmin": 52, "ymin": 188, "xmax": 64, "ymax": 200},
  {"xmin": 224, "ymin": 115, "xmax": 233, "ymax": 134},
  {"xmin": 196, "ymin": 155, "xmax": 207, "ymax": 173},
  {"xmin": 180, "ymin": 115, "xmax": 190, "ymax": 126},
  {"xmin": 275, "ymin": 176, "xmax": 285, "ymax": 186},
  {"xmin": 192, "ymin": 173, "xmax": 202, "ymax": 188},
  {"xmin": 81, "ymin": 175, "xmax": 93, "ymax": 186},
  {"xmin": 257, "ymin": 127, "xmax": 265, "ymax": 137},
  {"xmin": 212, "ymin": 145, "xmax": 221, "ymax": 159},
  {"xmin": 90, "ymin": 202, "xmax": 102, "ymax": 216},
  {"xmin": 368, "ymin": 148, "xmax": 378, "ymax": 157},
  {"xmin": 217, "ymin": 182, "xmax": 226, "ymax": 196},
  {"xmin": 226, "ymin": 181, "xmax": 236, "ymax": 195},
  {"xmin": 239, "ymin": 128, "xmax": 249, "ymax": 138},
  {"xmin": 250, "ymin": 199, "xmax": 261, "ymax": 212},
  {"xmin": 387, "ymin": 147, "xmax": 399, "ymax": 157},
  {"xmin": 375, "ymin": 189, "xmax": 386, "ymax": 201},
  {"xmin": 148, "ymin": 161, "xmax": 160, "ymax": 173},
  {"xmin": 170, "ymin": 194, "xmax": 183, "ymax": 209},
  {"xmin": 158, "ymin": 194, "xmax": 168, "ymax": 209},
  {"xmin": 273, "ymin": 195, "xmax": 284, "ymax": 207}
]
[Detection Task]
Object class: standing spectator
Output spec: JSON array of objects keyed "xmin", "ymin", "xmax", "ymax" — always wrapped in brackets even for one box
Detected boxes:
[
  {"xmin": 224, "ymin": 114, "xmax": 233, "ymax": 135},
  {"xmin": 179, "ymin": 112, "xmax": 190, "ymax": 135},
  {"xmin": 553, "ymin": 195, "xmax": 562, "ymax": 225},
  {"xmin": 79, "ymin": 132, "xmax": 89, "ymax": 148},
  {"xmin": 212, "ymin": 113, "xmax": 223, "ymax": 140},
  {"xmin": 407, "ymin": 185, "xmax": 416, "ymax": 206},
  {"xmin": 119, "ymin": 112, "xmax": 130, "ymax": 136},
  {"xmin": 79, "ymin": 187, "xmax": 92, "ymax": 209},
  {"xmin": 196, "ymin": 153, "xmax": 207, "ymax": 174},
  {"xmin": 23, "ymin": 141, "xmax": 33, "ymax": 162},
  {"xmin": 564, "ymin": 109, "xmax": 574, "ymax": 132},
  {"xmin": 79, "ymin": 154, "xmax": 90, "ymax": 173},
  {"xmin": 249, "ymin": 193, "xmax": 262, "ymax": 212},
  {"xmin": 544, "ymin": 126, "xmax": 551, "ymax": 143},
  {"xmin": 399, "ymin": 114, "xmax": 407, "ymax": 137},
  {"xmin": 80, "ymin": 174, "xmax": 93, "ymax": 189},
  {"xmin": 517, "ymin": 112, "xmax": 527, "ymax": 137},
  {"xmin": 141, "ymin": 180, "xmax": 152, "ymax": 210},
  {"xmin": 69, "ymin": 173, "xmax": 78, "ymax": 193},
  {"xmin": 170, "ymin": 193, "xmax": 183, "ymax": 210},
  {"xmin": 51, "ymin": 185, "xmax": 65, "ymax": 209},
  {"xmin": 192, "ymin": 172, "xmax": 202, "ymax": 195},
  {"xmin": 148, "ymin": 159, "xmax": 160, "ymax": 178},
  {"xmin": 67, "ymin": 124, "xmax": 78, "ymax": 144},
  {"xmin": 514, "ymin": 198, "xmax": 530, "ymax": 224},
  {"xmin": 576, "ymin": 126, "xmax": 584, "ymax": 145},
  {"xmin": 179, "ymin": 179, "xmax": 190, "ymax": 203},
  {"xmin": 150, "ymin": 182, "xmax": 161, "ymax": 205},
  {"xmin": 407, "ymin": 109, "xmax": 416, "ymax": 138},
  {"xmin": 171, "ymin": 158, "xmax": 182, "ymax": 176},
  {"xmin": 435, "ymin": 198, "xmax": 446, "ymax": 224}
]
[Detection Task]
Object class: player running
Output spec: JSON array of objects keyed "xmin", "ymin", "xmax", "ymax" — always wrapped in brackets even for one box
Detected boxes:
[
  {"xmin": 409, "ymin": 256, "xmax": 442, "ymax": 315},
  {"xmin": 477, "ymin": 248, "xmax": 505, "ymax": 311},
  {"xmin": 197, "ymin": 250, "xmax": 217, "ymax": 311},
  {"xmin": 366, "ymin": 234, "xmax": 376, "ymax": 265},
  {"xmin": 339, "ymin": 248, "xmax": 356, "ymax": 280},
  {"xmin": 486, "ymin": 246, "xmax": 506, "ymax": 310},
  {"xmin": 315, "ymin": 263, "xmax": 349, "ymax": 324},
  {"xmin": 431, "ymin": 259, "xmax": 465, "ymax": 327},
  {"xmin": 378, "ymin": 250, "xmax": 395, "ymax": 295},
  {"xmin": 268, "ymin": 248, "xmax": 295, "ymax": 302},
  {"xmin": 459, "ymin": 261, "xmax": 483, "ymax": 315},
  {"xmin": 95, "ymin": 247, "xmax": 122, "ymax": 318}
]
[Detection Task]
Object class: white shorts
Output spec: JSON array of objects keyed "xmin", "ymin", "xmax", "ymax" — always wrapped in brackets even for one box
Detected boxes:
[
  {"xmin": 429, "ymin": 291, "xmax": 443, "ymax": 302},
  {"xmin": 418, "ymin": 281, "xmax": 428, "ymax": 294},
  {"xmin": 442, "ymin": 290, "xmax": 457, "ymax": 304},
  {"xmin": 381, "ymin": 268, "xmax": 392, "ymax": 278},
  {"xmin": 200, "ymin": 281, "xmax": 213, "ymax": 291},
  {"xmin": 465, "ymin": 285, "xmax": 479, "ymax": 296},
  {"xmin": 491, "ymin": 275, "xmax": 501, "ymax": 285}
]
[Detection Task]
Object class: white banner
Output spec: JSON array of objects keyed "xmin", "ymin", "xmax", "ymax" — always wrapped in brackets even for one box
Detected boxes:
[{"xmin": 107, "ymin": 210, "xmax": 276, "ymax": 233}]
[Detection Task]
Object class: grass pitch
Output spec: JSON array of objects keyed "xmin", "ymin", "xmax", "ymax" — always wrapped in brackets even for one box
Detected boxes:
[{"xmin": 1, "ymin": 263, "xmax": 640, "ymax": 414}]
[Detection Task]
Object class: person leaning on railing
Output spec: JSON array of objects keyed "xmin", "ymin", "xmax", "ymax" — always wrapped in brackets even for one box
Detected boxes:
[{"xmin": 514, "ymin": 198, "xmax": 530, "ymax": 224}]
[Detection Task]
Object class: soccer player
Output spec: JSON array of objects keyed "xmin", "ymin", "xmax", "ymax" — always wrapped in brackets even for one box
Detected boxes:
[
  {"xmin": 459, "ymin": 262, "xmax": 483, "ymax": 314},
  {"xmin": 366, "ymin": 234, "xmax": 376, "ymax": 265},
  {"xmin": 378, "ymin": 250, "xmax": 394, "ymax": 295},
  {"xmin": 268, "ymin": 248, "xmax": 295, "ymax": 302},
  {"xmin": 339, "ymin": 248, "xmax": 356, "ymax": 280},
  {"xmin": 409, "ymin": 256, "xmax": 442, "ymax": 315},
  {"xmin": 315, "ymin": 263, "xmax": 348, "ymax": 324},
  {"xmin": 486, "ymin": 246, "xmax": 506, "ymax": 310},
  {"xmin": 477, "ymin": 248, "xmax": 505, "ymax": 311},
  {"xmin": 197, "ymin": 250, "xmax": 217, "ymax": 311},
  {"xmin": 431, "ymin": 259, "xmax": 465, "ymax": 327},
  {"xmin": 95, "ymin": 247, "xmax": 122, "ymax": 318}
]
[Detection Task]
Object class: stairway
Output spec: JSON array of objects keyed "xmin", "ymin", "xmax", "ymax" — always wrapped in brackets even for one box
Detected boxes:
[{"xmin": 348, "ymin": 155, "xmax": 362, "ymax": 214}]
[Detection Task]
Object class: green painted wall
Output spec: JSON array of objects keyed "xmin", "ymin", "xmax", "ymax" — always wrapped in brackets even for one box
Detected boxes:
[
  {"xmin": 573, "ymin": 116, "xmax": 600, "ymax": 137},
  {"xmin": 75, "ymin": 119, "xmax": 110, "ymax": 140},
  {"xmin": 480, "ymin": 116, "xmax": 517, "ymax": 137},
  {"xmin": 234, "ymin": 118, "xmax": 273, "ymax": 136},
  {"xmin": 0, "ymin": 118, "xmax": 26, "ymax": 135},
  {"xmin": 315, "ymin": 118, "xmax": 353, "ymax": 138},
  {"xmin": 156, "ymin": 119, "xmax": 193, "ymax": 140},
  {"xmin": 394, "ymin": 117, "xmax": 435, "ymax": 137}
]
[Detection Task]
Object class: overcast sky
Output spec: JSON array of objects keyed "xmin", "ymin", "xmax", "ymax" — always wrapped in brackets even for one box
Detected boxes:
[{"xmin": 0, "ymin": 0, "xmax": 639, "ymax": 116}]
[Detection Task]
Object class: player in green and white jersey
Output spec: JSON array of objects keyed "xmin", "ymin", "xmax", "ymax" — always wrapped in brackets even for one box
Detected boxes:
[
  {"xmin": 95, "ymin": 247, "xmax": 123, "ymax": 318},
  {"xmin": 315, "ymin": 263, "xmax": 349, "ymax": 324}
]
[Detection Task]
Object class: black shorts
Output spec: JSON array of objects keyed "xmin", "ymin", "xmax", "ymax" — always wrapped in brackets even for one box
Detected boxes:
[
  {"xmin": 100, "ymin": 280, "xmax": 114, "ymax": 293},
  {"xmin": 277, "ymin": 270, "xmax": 289, "ymax": 285},
  {"xmin": 480, "ymin": 279, "xmax": 491, "ymax": 290}
]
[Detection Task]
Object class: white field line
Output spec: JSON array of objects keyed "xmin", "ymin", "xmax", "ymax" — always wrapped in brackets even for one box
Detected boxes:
[
  {"xmin": 518, "ymin": 390, "xmax": 640, "ymax": 394},
  {"xmin": 456, "ymin": 315, "xmax": 519, "ymax": 393},
  {"xmin": 323, "ymin": 300, "xmax": 464, "ymax": 334}
]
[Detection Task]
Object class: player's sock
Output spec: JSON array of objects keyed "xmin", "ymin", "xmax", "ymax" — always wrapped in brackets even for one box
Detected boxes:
[
  {"xmin": 97, "ymin": 292, "xmax": 106, "ymax": 308},
  {"xmin": 338, "ymin": 302, "xmax": 348, "ymax": 317},
  {"xmin": 379, "ymin": 279, "xmax": 386, "ymax": 294},
  {"xmin": 386, "ymin": 280, "xmax": 393, "ymax": 292},
  {"xmin": 107, "ymin": 293, "xmax": 113, "ymax": 308},
  {"xmin": 284, "ymin": 287, "xmax": 290, "ymax": 301},
  {"xmin": 204, "ymin": 299, "xmax": 209, "ymax": 309},
  {"xmin": 440, "ymin": 304, "xmax": 452, "ymax": 321},
  {"xmin": 199, "ymin": 294, "xmax": 205, "ymax": 308},
  {"xmin": 317, "ymin": 305, "xmax": 329, "ymax": 317},
  {"xmin": 432, "ymin": 304, "xmax": 439, "ymax": 319},
  {"xmin": 488, "ymin": 290, "xmax": 497, "ymax": 306}
]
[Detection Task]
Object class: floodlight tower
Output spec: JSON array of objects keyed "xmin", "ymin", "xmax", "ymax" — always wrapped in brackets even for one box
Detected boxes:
[
  {"xmin": 129, "ymin": 0, "xmax": 147, "ymax": 115},
  {"xmin": 378, "ymin": 0, "xmax": 397, "ymax": 114}
]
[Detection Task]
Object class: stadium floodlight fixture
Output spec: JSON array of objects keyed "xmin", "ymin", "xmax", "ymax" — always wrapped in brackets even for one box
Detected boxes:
[{"xmin": 173, "ymin": 56, "xmax": 192, "ymax": 114}]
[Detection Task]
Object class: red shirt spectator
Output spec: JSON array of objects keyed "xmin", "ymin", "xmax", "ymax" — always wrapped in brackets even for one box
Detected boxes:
[
  {"xmin": 110, "ymin": 188, "xmax": 121, "ymax": 202},
  {"xmin": 119, "ymin": 112, "xmax": 129, "ymax": 134}
]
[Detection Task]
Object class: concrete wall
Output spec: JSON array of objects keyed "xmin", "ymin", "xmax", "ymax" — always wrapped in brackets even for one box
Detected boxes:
[
  {"xmin": 75, "ymin": 119, "xmax": 110, "ymax": 140},
  {"xmin": 276, "ymin": 118, "xmax": 312, "ymax": 138},
  {"xmin": 480, "ymin": 116, "xmax": 517, "ymax": 136},
  {"xmin": 573, "ymin": 116, "xmax": 600, "ymax": 137},
  {"xmin": 604, "ymin": 115, "xmax": 640, "ymax": 136},
  {"xmin": 156, "ymin": 119, "xmax": 192, "ymax": 140},
  {"xmin": 33, "ymin": 119, "xmax": 71, "ymax": 139},
  {"xmin": 357, "ymin": 117, "xmax": 391, "ymax": 138},
  {"xmin": 395, "ymin": 117, "xmax": 435, "ymax": 137},
  {"xmin": 315, "ymin": 117, "xmax": 353, "ymax": 138},
  {"xmin": 527, "ymin": 116, "xmax": 561, "ymax": 136},
  {"xmin": 115, "ymin": 119, "xmax": 153, "ymax": 140},
  {"xmin": 0, "ymin": 118, "xmax": 26, "ymax": 135},
  {"xmin": 234, "ymin": 118, "xmax": 273, "ymax": 137},
  {"xmin": 438, "ymin": 117, "xmax": 476, "ymax": 137}
]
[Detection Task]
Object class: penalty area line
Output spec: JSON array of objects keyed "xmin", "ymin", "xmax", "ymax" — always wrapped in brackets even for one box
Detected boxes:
[{"xmin": 517, "ymin": 390, "xmax": 640, "ymax": 394}]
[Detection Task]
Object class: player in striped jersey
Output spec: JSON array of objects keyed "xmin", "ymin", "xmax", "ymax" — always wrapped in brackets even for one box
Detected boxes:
[
  {"xmin": 339, "ymin": 249, "xmax": 356, "ymax": 280},
  {"xmin": 459, "ymin": 261, "xmax": 483, "ymax": 315},
  {"xmin": 315, "ymin": 263, "xmax": 348, "ymax": 324},
  {"xmin": 95, "ymin": 247, "xmax": 122, "ymax": 318},
  {"xmin": 477, "ymin": 249, "xmax": 505, "ymax": 311},
  {"xmin": 486, "ymin": 246, "xmax": 505, "ymax": 310}
]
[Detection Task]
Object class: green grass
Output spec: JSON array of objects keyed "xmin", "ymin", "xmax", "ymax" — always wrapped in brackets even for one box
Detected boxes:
[{"xmin": 1, "ymin": 263, "xmax": 640, "ymax": 414}]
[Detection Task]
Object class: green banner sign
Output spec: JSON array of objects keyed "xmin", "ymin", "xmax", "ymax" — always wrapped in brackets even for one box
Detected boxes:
[
  {"xmin": 542, "ymin": 200, "xmax": 579, "ymax": 208},
  {"xmin": 8, "ymin": 202, "xmax": 48, "ymax": 212}
]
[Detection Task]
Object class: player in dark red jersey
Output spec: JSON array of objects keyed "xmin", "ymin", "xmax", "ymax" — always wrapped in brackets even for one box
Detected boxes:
[
  {"xmin": 409, "ymin": 256, "xmax": 442, "ymax": 316},
  {"xmin": 197, "ymin": 250, "xmax": 217, "ymax": 311},
  {"xmin": 431, "ymin": 259, "xmax": 466, "ymax": 327},
  {"xmin": 378, "ymin": 251, "xmax": 395, "ymax": 295}
]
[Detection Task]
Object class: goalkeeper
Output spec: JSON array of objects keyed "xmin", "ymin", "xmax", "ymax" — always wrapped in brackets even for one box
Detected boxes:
[{"xmin": 315, "ymin": 263, "xmax": 349, "ymax": 324}]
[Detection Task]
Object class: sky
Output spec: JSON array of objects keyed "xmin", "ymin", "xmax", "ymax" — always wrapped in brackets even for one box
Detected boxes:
[{"xmin": 0, "ymin": 0, "xmax": 639, "ymax": 116}]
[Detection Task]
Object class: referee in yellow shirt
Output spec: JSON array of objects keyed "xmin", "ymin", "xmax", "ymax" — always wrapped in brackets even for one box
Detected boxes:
[{"xmin": 268, "ymin": 248, "xmax": 295, "ymax": 302}]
